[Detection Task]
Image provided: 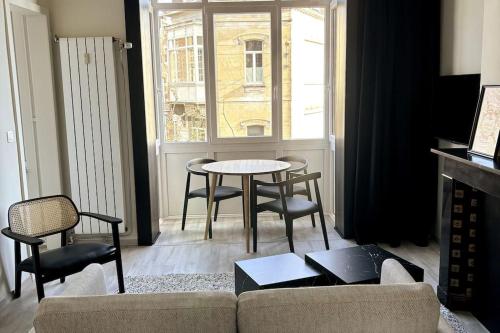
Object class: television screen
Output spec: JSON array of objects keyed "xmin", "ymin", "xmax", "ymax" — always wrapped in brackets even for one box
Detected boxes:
[{"xmin": 433, "ymin": 74, "xmax": 481, "ymax": 144}]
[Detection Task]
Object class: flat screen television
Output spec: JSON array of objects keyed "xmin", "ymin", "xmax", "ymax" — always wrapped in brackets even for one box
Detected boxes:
[{"xmin": 433, "ymin": 74, "xmax": 481, "ymax": 144}]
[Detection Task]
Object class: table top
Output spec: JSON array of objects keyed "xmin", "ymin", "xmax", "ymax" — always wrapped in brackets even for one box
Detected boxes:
[
  {"xmin": 235, "ymin": 253, "xmax": 321, "ymax": 286},
  {"xmin": 305, "ymin": 244, "xmax": 424, "ymax": 284},
  {"xmin": 202, "ymin": 159, "xmax": 290, "ymax": 176}
]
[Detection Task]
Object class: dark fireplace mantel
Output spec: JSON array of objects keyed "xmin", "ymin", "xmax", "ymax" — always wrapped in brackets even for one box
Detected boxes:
[{"xmin": 432, "ymin": 148, "xmax": 500, "ymax": 332}]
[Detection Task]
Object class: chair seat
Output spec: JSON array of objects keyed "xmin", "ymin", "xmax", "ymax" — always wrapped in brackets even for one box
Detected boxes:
[
  {"xmin": 19, "ymin": 243, "xmax": 116, "ymax": 275},
  {"xmin": 256, "ymin": 184, "xmax": 308, "ymax": 198},
  {"xmin": 258, "ymin": 197, "xmax": 318, "ymax": 217},
  {"xmin": 189, "ymin": 186, "xmax": 242, "ymax": 200}
]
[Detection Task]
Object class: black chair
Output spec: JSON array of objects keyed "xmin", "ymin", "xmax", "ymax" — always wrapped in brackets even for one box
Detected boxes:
[
  {"xmin": 182, "ymin": 158, "xmax": 243, "ymax": 236},
  {"xmin": 255, "ymin": 156, "xmax": 315, "ymax": 227},
  {"xmin": 0, "ymin": 195, "xmax": 125, "ymax": 302},
  {"xmin": 251, "ymin": 172, "xmax": 329, "ymax": 253}
]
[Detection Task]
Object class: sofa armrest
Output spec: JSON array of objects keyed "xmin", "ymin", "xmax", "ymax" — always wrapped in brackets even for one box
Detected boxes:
[
  {"xmin": 381, "ymin": 259, "xmax": 416, "ymax": 284},
  {"xmin": 60, "ymin": 264, "xmax": 107, "ymax": 296}
]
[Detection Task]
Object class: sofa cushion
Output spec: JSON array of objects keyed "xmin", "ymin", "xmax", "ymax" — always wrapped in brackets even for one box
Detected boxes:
[
  {"xmin": 34, "ymin": 291, "xmax": 237, "ymax": 333},
  {"xmin": 237, "ymin": 283, "xmax": 440, "ymax": 333}
]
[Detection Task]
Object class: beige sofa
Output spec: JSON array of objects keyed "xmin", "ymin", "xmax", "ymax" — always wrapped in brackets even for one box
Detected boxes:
[{"xmin": 33, "ymin": 260, "xmax": 453, "ymax": 333}]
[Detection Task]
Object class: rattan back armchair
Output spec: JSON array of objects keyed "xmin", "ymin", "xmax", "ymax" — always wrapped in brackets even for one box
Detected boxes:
[{"xmin": 1, "ymin": 195, "xmax": 124, "ymax": 301}]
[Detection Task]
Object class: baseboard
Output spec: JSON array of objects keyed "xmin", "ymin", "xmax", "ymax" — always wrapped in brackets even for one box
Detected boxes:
[
  {"xmin": 74, "ymin": 234, "xmax": 138, "ymax": 246},
  {"xmin": 327, "ymin": 213, "xmax": 335, "ymax": 226},
  {"xmin": 162, "ymin": 212, "xmax": 278, "ymax": 221},
  {"xmin": 163, "ymin": 212, "xmax": 336, "ymax": 224}
]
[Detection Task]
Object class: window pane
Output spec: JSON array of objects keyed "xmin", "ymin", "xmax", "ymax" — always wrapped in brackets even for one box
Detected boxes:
[
  {"xmin": 245, "ymin": 68, "xmax": 253, "ymax": 83},
  {"xmin": 255, "ymin": 67, "xmax": 263, "ymax": 82},
  {"xmin": 187, "ymin": 48, "xmax": 195, "ymax": 81},
  {"xmin": 255, "ymin": 53, "xmax": 262, "ymax": 67},
  {"xmin": 282, "ymin": 8, "xmax": 325, "ymax": 140},
  {"xmin": 177, "ymin": 49, "xmax": 187, "ymax": 81},
  {"xmin": 214, "ymin": 13, "xmax": 272, "ymax": 138},
  {"xmin": 175, "ymin": 38, "xmax": 186, "ymax": 47},
  {"xmin": 246, "ymin": 40, "xmax": 262, "ymax": 51},
  {"xmin": 160, "ymin": 10, "xmax": 207, "ymax": 142},
  {"xmin": 247, "ymin": 125, "xmax": 265, "ymax": 136},
  {"xmin": 197, "ymin": 48, "xmax": 204, "ymax": 81},
  {"xmin": 245, "ymin": 54, "xmax": 253, "ymax": 68}
]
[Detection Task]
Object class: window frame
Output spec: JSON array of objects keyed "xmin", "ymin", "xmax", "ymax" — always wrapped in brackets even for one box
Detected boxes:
[{"xmin": 153, "ymin": 0, "xmax": 331, "ymax": 147}]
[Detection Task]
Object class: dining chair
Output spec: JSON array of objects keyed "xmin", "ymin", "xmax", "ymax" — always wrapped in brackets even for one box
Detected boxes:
[
  {"xmin": 251, "ymin": 172, "xmax": 329, "ymax": 253},
  {"xmin": 182, "ymin": 158, "xmax": 244, "ymax": 235},
  {"xmin": 1, "ymin": 195, "xmax": 125, "ymax": 302},
  {"xmin": 254, "ymin": 156, "xmax": 315, "ymax": 227}
]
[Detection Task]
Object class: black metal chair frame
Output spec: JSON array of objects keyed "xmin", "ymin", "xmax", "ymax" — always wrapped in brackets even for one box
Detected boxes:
[
  {"xmin": 251, "ymin": 172, "xmax": 330, "ymax": 253},
  {"xmin": 256, "ymin": 156, "xmax": 315, "ymax": 227},
  {"xmin": 182, "ymin": 158, "xmax": 244, "ymax": 237},
  {"xmin": 1, "ymin": 195, "xmax": 125, "ymax": 302}
]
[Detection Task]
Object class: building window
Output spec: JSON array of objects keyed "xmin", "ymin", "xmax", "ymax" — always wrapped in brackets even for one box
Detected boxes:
[
  {"xmin": 167, "ymin": 34, "xmax": 204, "ymax": 83},
  {"xmin": 245, "ymin": 40, "xmax": 263, "ymax": 84},
  {"xmin": 246, "ymin": 125, "xmax": 265, "ymax": 137}
]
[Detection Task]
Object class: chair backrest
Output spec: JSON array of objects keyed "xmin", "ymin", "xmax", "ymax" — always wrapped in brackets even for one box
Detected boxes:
[
  {"xmin": 276, "ymin": 156, "xmax": 308, "ymax": 173},
  {"xmin": 186, "ymin": 158, "xmax": 216, "ymax": 175},
  {"xmin": 8, "ymin": 195, "xmax": 79, "ymax": 237}
]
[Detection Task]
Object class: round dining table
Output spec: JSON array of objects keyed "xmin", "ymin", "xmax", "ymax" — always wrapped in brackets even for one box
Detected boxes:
[{"xmin": 202, "ymin": 159, "xmax": 291, "ymax": 253}]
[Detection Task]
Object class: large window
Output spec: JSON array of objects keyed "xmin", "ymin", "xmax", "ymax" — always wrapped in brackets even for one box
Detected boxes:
[
  {"xmin": 282, "ymin": 7, "xmax": 325, "ymax": 140},
  {"xmin": 213, "ymin": 13, "xmax": 272, "ymax": 139},
  {"xmin": 160, "ymin": 10, "xmax": 207, "ymax": 142},
  {"xmin": 155, "ymin": 1, "xmax": 328, "ymax": 143}
]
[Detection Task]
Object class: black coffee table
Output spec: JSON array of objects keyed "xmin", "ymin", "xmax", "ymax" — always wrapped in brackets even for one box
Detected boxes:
[
  {"xmin": 305, "ymin": 244, "xmax": 424, "ymax": 284},
  {"xmin": 234, "ymin": 253, "xmax": 323, "ymax": 295}
]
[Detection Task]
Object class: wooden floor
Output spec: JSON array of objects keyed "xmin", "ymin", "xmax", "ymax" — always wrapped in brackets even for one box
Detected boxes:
[{"xmin": 0, "ymin": 215, "xmax": 487, "ymax": 332}]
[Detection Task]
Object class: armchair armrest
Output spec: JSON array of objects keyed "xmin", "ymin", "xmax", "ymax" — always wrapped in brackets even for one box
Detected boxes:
[
  {"xmin": 1, "ymin": 227, "xmax": 44, "ymax": 246},
  {"xmin": 79, "ymin": 212, "xmax": 122, "ymax": 224}
]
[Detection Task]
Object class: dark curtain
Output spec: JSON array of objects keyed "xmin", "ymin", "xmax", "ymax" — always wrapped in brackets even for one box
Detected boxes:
[{"xmin": 344, "ymin": 0, "xmax": 440, "ymax": 246}]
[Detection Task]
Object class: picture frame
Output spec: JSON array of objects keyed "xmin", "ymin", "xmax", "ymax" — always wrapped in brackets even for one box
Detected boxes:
[
  {"xmin": 468, "ymin": 85, "xmax": 500, "ymax": 159},
  {"xmin": 496, "ymin": 137, "xmax": 500, "ymax": 163}
]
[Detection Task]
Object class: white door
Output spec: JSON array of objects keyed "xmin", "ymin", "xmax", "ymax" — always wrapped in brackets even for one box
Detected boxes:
[
  {"xmin": 10, "ymin": 4, "xmax": 61, "ymax": 200},
  {"xmin": 9, "ymin": 3, "xmax": 62, "ymax": 250}
]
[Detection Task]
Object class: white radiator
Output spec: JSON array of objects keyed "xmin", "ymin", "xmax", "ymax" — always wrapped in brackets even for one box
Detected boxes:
[{"xmin": 59, "ymin": 37, "xmax": 125, "ymax": 234}]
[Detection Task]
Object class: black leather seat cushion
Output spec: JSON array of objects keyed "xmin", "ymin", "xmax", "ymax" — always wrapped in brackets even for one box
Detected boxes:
[
  {"xmin": 256, "ymin": 184, "xmax": 308, "ymax": 198},
  {"xmin": 19, "ymin": 243, "xmax": 115, "ymax": 274},
  {"xmin": 189, "ymin": 186, "xmax": 242, "ymax": 200},
  {"xmin": 258, "ymin": 197, "xmax": 318, "ymax": 217}
]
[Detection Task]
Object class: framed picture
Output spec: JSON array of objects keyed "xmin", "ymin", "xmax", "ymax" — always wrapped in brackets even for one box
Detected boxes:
[
  {"xmin": 468, "ymin": 85, "xmax": 500, "ymax": 158},
  {"xmin": 496, "ymin": 137, "xmax": 500, "ymax": 163}
]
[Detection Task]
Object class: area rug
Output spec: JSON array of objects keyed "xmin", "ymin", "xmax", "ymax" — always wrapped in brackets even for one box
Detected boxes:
[{"xmin": 124, "ymin": 273, "xmax": 467, "ymax": 333}]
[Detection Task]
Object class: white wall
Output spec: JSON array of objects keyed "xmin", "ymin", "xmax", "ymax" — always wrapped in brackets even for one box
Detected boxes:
[
  {"xmin": 440, "ymin": 0, "xmax": 484, "ymax": 75},
  {"xmin": 39, "ymin": 0, "xmax": 138, "ymax": 244},
  {"xmin": 480, "ymin": 0, "xmax": 500, "ymax": 84}
]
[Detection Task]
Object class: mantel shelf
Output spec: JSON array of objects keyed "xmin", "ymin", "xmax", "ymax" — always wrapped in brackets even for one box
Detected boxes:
[{"xmin": 431, "ymin": 148, "xmax": 500, "ymax": 177}]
